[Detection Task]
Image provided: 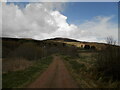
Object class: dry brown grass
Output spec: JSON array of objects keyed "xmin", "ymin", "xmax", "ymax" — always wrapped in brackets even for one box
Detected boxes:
[
  {"xmin": 2, "ymin": 58, "xmax": 33, "ymax": 73},
  {"xmin": 53, "ymin": 40, "xmax": 107, "ymax": 50},
  {"xmin": 79, "ymin": 52, "xmax": 93, "ymax": 57},
  {"xmin": 68, "ymin": 50, "xmax": 120, "ymax": 88}
]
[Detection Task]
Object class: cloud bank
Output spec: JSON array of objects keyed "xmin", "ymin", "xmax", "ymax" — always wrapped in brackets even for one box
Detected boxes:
[{"xmin": 2, "ymin": 2, "xmax": 118, "ymax": 43}]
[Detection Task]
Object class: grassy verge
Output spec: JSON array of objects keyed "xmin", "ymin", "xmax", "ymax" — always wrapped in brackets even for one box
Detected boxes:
[
  {"xmin": 2, "ymin": 56, "xmax": 53, "ymax": 88},
  {"xmin": 62, "ymin": 55, "xmax": 94, "ymax": 88},
  {"xmin": 62, "ymin": 52, "xmax": 120, "ymax": 88}
]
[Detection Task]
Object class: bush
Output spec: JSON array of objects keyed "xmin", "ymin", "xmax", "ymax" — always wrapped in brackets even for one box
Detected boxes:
[
  {"xmin": 84, "ymin": 45, "xmax": 90, "ymax": 49},
  {"xmin": 46, "ymin": 46, "xmax": 59, "ymax": 55},
  {"xmin": 91, "ymin": 46, "xmax": 96, "ymax": 50},
  {"xmin": 2, "ymin": 38, "xmax": 79, "ymax": 60},
  {"xmin": 9, "ymin": 42, "xmax": 44, "ymax": 60},
  {"xmin": 96, "ymin": 46, "xmax": 120, "ymax": 81},
  {"xmin": 60, "ymin": 46, "xmax": 79, "ymax": 58},
  {"xmin": 2, "ymin": 41, "xmax": 20, "ymax": 58}
]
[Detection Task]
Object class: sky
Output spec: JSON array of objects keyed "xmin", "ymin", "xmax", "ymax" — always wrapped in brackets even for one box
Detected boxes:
[
  {"xmin": 2, "ymin": 2, "xmax": 118, "ymax": 43},
  {"xmin": 62, "ymin": 2, "xmax": 118, "ymax": 25}
]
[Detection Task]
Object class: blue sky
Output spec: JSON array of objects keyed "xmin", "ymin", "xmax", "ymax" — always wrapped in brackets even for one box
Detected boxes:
[
  {"xmin": 62, "ymin": 2, "xmax": 118, "ymax": 25},
  {"xmin": 7, "ymin": 2, "xmax": 29, "ymax": 8},
  {"xmin": 7, "ymin": 2, "xmax": 118, "ymax": 25},
  {"xmin": 3, "ymin": 2, "xmax": 118, "ymax": 43}
]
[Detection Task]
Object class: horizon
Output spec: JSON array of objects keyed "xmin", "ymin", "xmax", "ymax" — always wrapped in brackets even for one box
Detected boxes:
[
  {"xmin": 1, "ymin": 36, "xmax": 113, "ymax": 45},
  {"xmin": 2, "ymin": 2, "xmax": 118, "ymax": 44}
]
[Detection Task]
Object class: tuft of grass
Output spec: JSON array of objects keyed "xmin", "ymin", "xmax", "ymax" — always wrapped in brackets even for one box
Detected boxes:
[
  {"xmin": 2, "ymin": 56, "xmax": 53, "ymax": 88},
  {"xmin": 69, "ymin": 60, "xmax": 85, "ymax": 73},
  {"xmin": 62, "ymin": 54, "xmax": 98, "ymax": 88}
]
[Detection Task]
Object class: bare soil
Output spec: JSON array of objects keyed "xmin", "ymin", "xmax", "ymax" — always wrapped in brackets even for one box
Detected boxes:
[{"xmin": 27, "ymin": 55, "xmax": 79, "ymax": 88}]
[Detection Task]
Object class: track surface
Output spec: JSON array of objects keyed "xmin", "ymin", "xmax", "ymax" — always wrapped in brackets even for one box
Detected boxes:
[{"xmin": 27, "ymin": 56, "xmax": 78, "ymax": 88}]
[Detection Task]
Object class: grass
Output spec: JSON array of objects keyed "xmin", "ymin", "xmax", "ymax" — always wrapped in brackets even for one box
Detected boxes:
[
  {"xmin": 62, "ymin": 54, "xmax": 95, "ymax": 88},
  {"xmin": 3, "ymin": 58, "xmax": 33, "ymax": 73},
  {"xmin": 62, "ymin": 51, "xmax": 120, "ymax": 88},
  {"xmin": 2, "ymin": 37, "xmax": 120, "ymax": 88},
  {"xmin": 69, "ymin": 60, "xmax": 85, "ymax": 73},
  {"xmin": 2, "ymin": 56, "xmax": 53, "ymax": 88},
  {"xmin": 96, "ymin": 46, "xmax": 120, "ymax": 81}
]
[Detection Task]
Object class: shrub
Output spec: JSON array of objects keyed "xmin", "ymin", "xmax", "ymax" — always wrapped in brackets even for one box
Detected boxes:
[
  {"xmin": 2, "ymin": 41, "xmax": 20, "ymax": 58},
  {"xmin": 96, "ymin": 46, "xmax": 120, "ymax": 81},
  {"xmin": 91, "ymin": 46, "xmax": 96, "ymax": 50},
  {"xmin": 84, "ymin": 45, "xmax": 90, "ymax": 49},
  {"xmin": 46, "ymin": 46, "xmax": 59, "ymax": 55},
  {"xmin": 9, "ymin": 42, "xmax": 44, "ymax": 60}
]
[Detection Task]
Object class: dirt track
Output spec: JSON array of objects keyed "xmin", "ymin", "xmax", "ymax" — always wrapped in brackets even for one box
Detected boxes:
[{"xmin": 27, "ymin": 55, "xmax": 79, "ymax": 88}]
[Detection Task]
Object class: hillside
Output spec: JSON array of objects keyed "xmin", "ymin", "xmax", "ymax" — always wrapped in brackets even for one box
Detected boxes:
[
  {"xmin": 2, "ymin": 37, "xmax": 108, "ymax": 51},
  {"xmin": 2, "ymin": 37, "xmax": 120, "ymax": 88},
  {"xmin": 43, "ymin": 37, "xmax": 108, "ymax": 50}
]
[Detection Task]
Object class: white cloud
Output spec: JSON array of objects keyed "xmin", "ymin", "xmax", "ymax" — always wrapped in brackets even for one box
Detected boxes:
[
  {"xmin": 2, "ymin": 3, "xmax": 58, "ymax": 38},
  {"xmin": 2, "ymin": 2, "xmax": 118, "ymax": 43},
  {"xmin": 77, "ymin": 16, "xmax": 118, "ymax": 42}
]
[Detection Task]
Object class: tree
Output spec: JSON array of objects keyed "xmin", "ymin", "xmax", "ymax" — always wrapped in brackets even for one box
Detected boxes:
[{"xmin": 106, "ymin": 36, "xmax": 116, "ymax": 45}]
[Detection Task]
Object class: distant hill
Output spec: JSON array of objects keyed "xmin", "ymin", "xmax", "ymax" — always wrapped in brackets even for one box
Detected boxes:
[
  {"xmin": 43, "ymin": 37, "xmax": 108, "ymax": 50},
  {"xmin": 2, "ymin": 37, "xmax": 119, "ymax": 51},
  {"xmin": 45, "ymin": 37, "xmax": 80, "ymax": 42}
]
